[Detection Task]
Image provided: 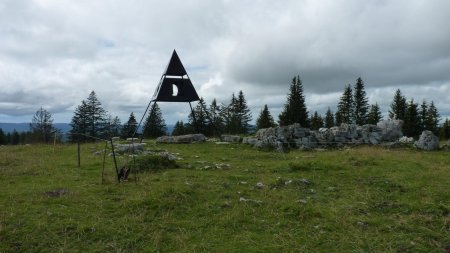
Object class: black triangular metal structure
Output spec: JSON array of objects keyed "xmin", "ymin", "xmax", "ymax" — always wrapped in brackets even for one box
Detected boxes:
[{"xmin": 151, "ymin": 50, "xmax": 200, "ymax": 103}]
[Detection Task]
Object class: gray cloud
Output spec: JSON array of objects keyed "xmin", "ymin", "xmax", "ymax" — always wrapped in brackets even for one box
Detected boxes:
[{"xmin": 1, "ymin": 0, "xmax": 450, "ymax": 124}]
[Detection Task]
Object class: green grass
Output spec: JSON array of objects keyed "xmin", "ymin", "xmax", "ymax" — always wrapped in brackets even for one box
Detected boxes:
[{"xmin": 0, "ymin": 143, "xmax": 449, "ymax": 252}]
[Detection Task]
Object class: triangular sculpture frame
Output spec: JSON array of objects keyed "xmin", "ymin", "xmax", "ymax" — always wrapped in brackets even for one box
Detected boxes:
[
  {"xmin": 133, "ymin": 50, "xmax": 204, "ymax": 141},
  {"xmin": 151, "ymin": 50, "xmax": 200, "ymax": 103}
]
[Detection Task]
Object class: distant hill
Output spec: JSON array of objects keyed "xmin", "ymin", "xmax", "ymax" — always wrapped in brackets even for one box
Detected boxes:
[{"xmin": 0, "ymin": 123, "xmax": 174, "ymax": 135}]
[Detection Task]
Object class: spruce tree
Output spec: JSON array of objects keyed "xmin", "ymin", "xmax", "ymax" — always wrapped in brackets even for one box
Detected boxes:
[
  {"xmin": 256, "ymin": 104, "xmax": 276, "ymax": 130},
  {"xmin": 11, "ymin": 129, "xmax": 20, "ymax": 145},
  {"xmin": 208, "ymin": 99, "xmax": 223, "ymax": 136},
  {"xmin": 188, "ymin": 98, "xmax": 209, "ymax": 134},
  {"xmin": 0, "ymin": 128, "xmax": 5, "ymax": 145},
  {"xmin": 353, "ymin": 77, "xmax": 369, "ymax": 125},
  {"xmin": 425, "ymin": 101, "xmax": 440, "ymax": 135},
  {"xmin": 172, "ymin": 121, "xmax": 187, "ymax": 136},
  {"xmin": 389, "ymin": 89, "xmax": 407, "ymax": 120},
  {"xmin": 440, "ymin": 118, "xmax": 450, "ymax": 139},
  {"xmin": 367, "ymin": 103, "xmax": 382, "ymax": 125},
  {"xmin": 143, "ymin": 103, "xmax": 166, "ymax": 138},
  {"xmin": 278, "ymin": 75, "xmax": 308, "ymax": 127},
  {"xmin": 106, "ymin": 115, "xmax": 122, "ymax": 138},
  {"xmin": 403, "ymin": 99, "xmax": 420, "ymax": 137},
  {"xmin": 85, "ymin": 91, "xmax": 107, "ymax": 139},
  {"xmin": 310, "ymin": 111, "xmax": 324, "ymax": 130},
  {"xmin": 235, "ymin": 90, "xmax": 253, "ymax": 134},
  {"xmin": 69, "ymin": 91, "xmax": 107, "ymax": 142},
  {"xmin": 29, "ymin": 107, "xmax": 58, "ymax": 143},
  {"xmin": 419, "ymin": 100, "xmax": 428, "ymax": 132},
  {"xmin": 121, "ymin": 112, "xmax": 138, "ymax": 139},
  {"xmin": 69, "ymin": 100, "xmax": 90, "ymax": 142},
  {"xmin": 324, "ymin": 107, "xmax": 335, "ymax": 128},
  {"xmin": 336, "ymin": 84, "xmax": 353, "ymax": 124}
]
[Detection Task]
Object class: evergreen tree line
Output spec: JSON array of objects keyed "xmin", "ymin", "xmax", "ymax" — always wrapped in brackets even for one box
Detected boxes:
[{"xmin": 255, "ymin": 76, "xmax": 446, "ymax": 139}]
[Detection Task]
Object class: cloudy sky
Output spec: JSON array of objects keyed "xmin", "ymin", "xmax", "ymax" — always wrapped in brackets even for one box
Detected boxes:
[{"xmin": 1, "ymin": 0, "xmax": 450, "ymax": 125}]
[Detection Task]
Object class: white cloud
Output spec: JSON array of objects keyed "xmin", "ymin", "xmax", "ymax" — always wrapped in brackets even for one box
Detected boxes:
[{"xmin": 1, "ymin": 0, "xmax": 450, "ymax": 124}]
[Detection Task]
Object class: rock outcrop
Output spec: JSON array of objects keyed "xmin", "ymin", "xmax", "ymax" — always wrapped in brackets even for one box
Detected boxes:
[
  {"xmin": 246, "ymin": 120, "xmax": 410, "ymax": 151},
  {"xmin": 415, "ymin": 130, "xmax": 439, "ymax": 151},
  {"xmin": 156, "ymin": 134, "xmax": 207, "ymax": 144}
]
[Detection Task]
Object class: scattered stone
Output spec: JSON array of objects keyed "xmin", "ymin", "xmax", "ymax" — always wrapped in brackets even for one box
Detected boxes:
[
  {"xmin": 215, "ymin": 163, "xmax": 231, "ymax": 169},
  {"xmin": 398, "ymin": 136, "xmax": 414, "ymax": 144},
  {"xmin": 221, "ymin": 135, "xmax": 241, "ymax": 143},
  {"xmin": 245, "ymin": 120, "xmax": 406, "ymax": 151},
  {"xmin": 215, "ymin": 142, "xmax": 230, "ymax": 145},
  {"xmin": 126, "ymin": 138, "xmax": 140, "ymax": 142},
  {"xmin": 45, "ymin": 189, "xmax": 70, "ymax": 197},
  {"xmin": 255, "ymin": 182, "xmax": 265, "ymax": 189},
  {"xmin": 114, "ymin": 143, "xmax": 146, "ymax": 154},
  {"xmin": 415, "ymin": 130, "xmax": 439, "ymax": 151},
  {"xmin": 92, "ymin": 151, "xmax": 102, "ymax": 156},
  {"xmin": 239, "ymin": 197, "xmax": 263, "ymax": 204},
  {"xmin": 156, "ymin": 134, "xmax": 207, "ymax": 144},
  {"xmin": 239, "ymin": 181, "xmax": 248, "ymax": 185},
  {"xmin": 111, "ymin": 137, "xmax": 120, "ymax": 142},
  {"xmin": 296, "ymin": 199, "xmax": 308, "ymax": 204}
]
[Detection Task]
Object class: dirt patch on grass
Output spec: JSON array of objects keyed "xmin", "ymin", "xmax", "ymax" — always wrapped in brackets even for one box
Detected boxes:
[{"xmin": 44, "ymin": 188, "xmax": 70, "ymax": 197}]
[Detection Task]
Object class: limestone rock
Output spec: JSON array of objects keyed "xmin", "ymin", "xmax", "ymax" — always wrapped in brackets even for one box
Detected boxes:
[
  {"xmin": 415, "ymin": 131, "xmax": 439, "ymax": 151},
  {"xmin": 156, "ymin": 134, "xmax": 207, "ymax": 144},
  {"xmin": 221, "ymin": 135, "xmax": 241, "ymax": 143},
  {"xmin": 377, "ymin": 120, "xmax": 403, "ymax": 141}
]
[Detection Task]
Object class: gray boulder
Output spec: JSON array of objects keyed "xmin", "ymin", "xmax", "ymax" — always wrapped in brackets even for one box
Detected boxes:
[
  {"xmin": 415, "ymin": 131, "xmax": 439, "ymax": 151},
  {"xmin": 114, "ymin": 143, "xmax": 146, "ymax": 154},
  {"xmin": 377, "ymin": 120, "xmax": 403, "ymax": 141},
  {"xmin": 156, "ymin": 134, "xmax": 207, "ymax": 144},
  {"xmin": 221, "ymin": 135, "xmax": 241, "ymax": 143},
  {"xmin": 242, "ymin": 137, "xmax": 258, "ymax": 145}
]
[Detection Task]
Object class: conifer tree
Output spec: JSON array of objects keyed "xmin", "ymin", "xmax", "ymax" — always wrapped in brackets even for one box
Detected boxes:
[
  {"xmin": 310, "ymin": 111, "xmax": 324, "ymax": 130},
  {"xmin": 208, "ymin": 99, "xmax": 223, "ymax": 136},
  {"xmin": 172, "ymin": 121, "xmax": 187, "ymax": 136},
  {"xmin": 419, "ymin": 100, "xmax": 428, "ymax": 132},
  {"xmin": 235, "ymin": 90, "xmax": 253, "ymax": 134},
  {"xmin": 353, "ymin": 77, "xmax": 369, "ymax": 125},
  {"xmin": 69, "ymin": 100, "xmax": 90, "ymax": 142},
  {"xmin": 0, "ymin": 128, "xmax": 5, "ymax": 145},
  {"xmin": 106, "ymin": 115, "xmax": 122, "ymax": 138},
  {"xmin": 425, "ymin": 101, "xmax": 440, "ymax": 135},
  {"xmin": 403, "ymin": 99, "xmax": 420, "ymax": 137},
  {"xmin": 143, "ymin": 103, "xmax": 167, "ymax": 138},
  {"xmin": 389, "ymin": 89, "xmax": 407, "ymax": 120},
  {"xmin": 367, "ymin": 103, "xmax": 382, "ymax": 125},
  {"xmin": 256, "ymin": 104, "xmax": 276, "ymax": 130},
  {"xmin": 324, "ymin": 107, "xmax": 335, "ymax": 128},
  {"xmin": 336, "ymin": 84, "xmax": 353, "ymax": 124},
  {"xmin": 188, "ymin": 98, "xmax": 209, "ymax": 134},
  {"xmin": 29, "ymin": 107, "xmax": 58, "ymax": 143},
  {"xmin": 278, "ymin": 75, "xmax": 308, "ymax": 127},
  {"xmin": 121, "ymin": 112, "xmax": 138, "ymax": 139},
  {"xmin": 440, "ymin": 118, "xmax": 450, "ymax": 139},
  {"xmin": 69, "ymin": 91, "xmax": 108, "ymax": 142},
  {"xmin": 11, "ymin": 129, "xmax": 20, "ymax": 145}
]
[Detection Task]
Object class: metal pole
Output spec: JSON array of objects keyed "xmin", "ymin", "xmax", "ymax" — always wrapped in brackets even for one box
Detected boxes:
[
  {"xmin": 110, "ymin": 138, "xmax": 120, "ymax": 183},
  {"xmin": 189, "ymin": 102, "xmax": 198, "ymax": 133},
  {"xmin": 77, "ymin": 135, "xmax": 81, "ymax": 168},
  {"xmin": 101, "ymin": 141, "xmax": 108, "ymax": 184}
]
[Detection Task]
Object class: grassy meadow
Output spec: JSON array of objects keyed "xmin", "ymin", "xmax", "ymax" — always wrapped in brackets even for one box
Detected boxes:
[{"xmin": 0, "ymin": 142, "xmax": 449, "ymax": 252}]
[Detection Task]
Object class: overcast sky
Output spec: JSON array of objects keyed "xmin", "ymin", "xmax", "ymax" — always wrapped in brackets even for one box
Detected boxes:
[{"xmin": 1, "ymin": 0, "xmax": 450, "ymax": 125}]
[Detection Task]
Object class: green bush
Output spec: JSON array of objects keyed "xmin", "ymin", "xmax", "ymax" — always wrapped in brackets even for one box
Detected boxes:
[{"xmin": 130, "ymin": 154, "xmax": 178, "ymax": 172}]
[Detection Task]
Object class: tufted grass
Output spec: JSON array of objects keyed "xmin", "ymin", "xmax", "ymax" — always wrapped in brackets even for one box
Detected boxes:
[{"xmin": 0, "ymin": 143, "xmax": 449, "ymax": 252}]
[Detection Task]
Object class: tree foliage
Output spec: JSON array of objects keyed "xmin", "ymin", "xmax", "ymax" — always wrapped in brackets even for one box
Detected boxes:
[
  {"xmin": 336, "ymin": 84, "xmax": 353, "ymax": 124},
  {"xmin": 310, "ymin": 111, "xmax": 324, "ymax": 130},
  {"xmin": 278, "ymin": 75, "xmax": 308, "ymax": 127},
  {"xmin": 403, "ymin": 99, "xmax": 421, "ymax": 137},
  {"xmin": 29, "ymin": 107, "xmax": 58, "ymax": 143},
  {"xmin": 69, "ymin": 91, "xmax": 108, "ymax": 142},
  {"xmin": 121, "ymin": 112, "xmax": 138, "ymax": 139},
  {"xmin": 143, "ymin": 103, "xmax": 166, "ymax": 138},
  {"xmin": 389, "ymin": 89, "xmax": 407, "ymax": 120},
  {"xmin": 324, "ymin": 107, "xmax": 335, "ymax": 128},
  {"xmin": 353, "ymin": 77, "xmax": 369, "ymax": 125},
  {"xmin": 367, "ymin": 103, "xmax": 382, "ymax": 125},
  {"xmin": 256, "ymin": 104, "xmax": 276, "ymax": 130}
]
